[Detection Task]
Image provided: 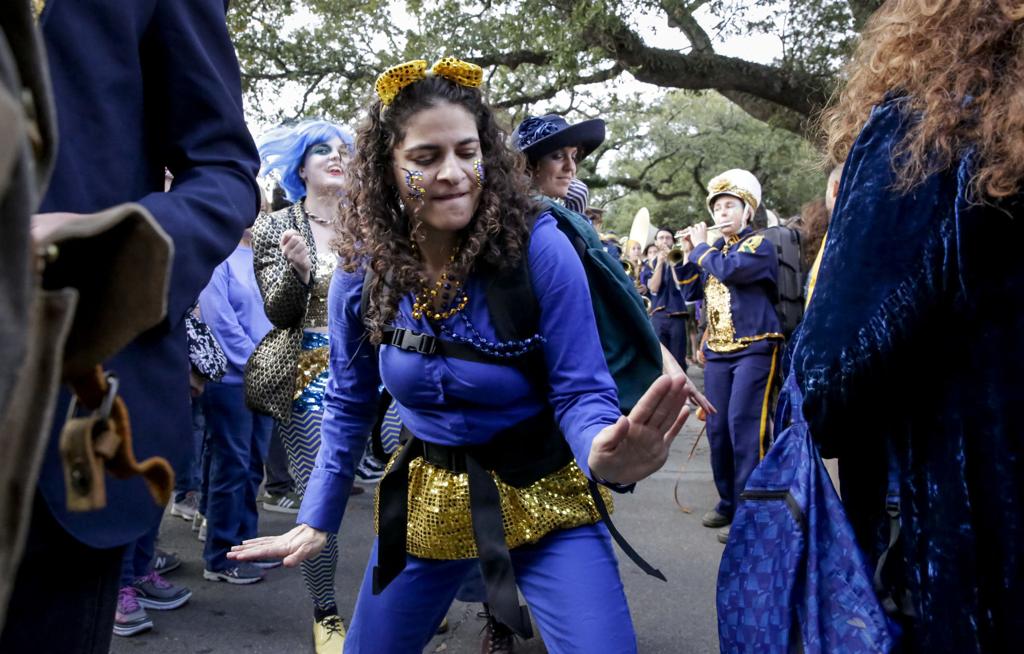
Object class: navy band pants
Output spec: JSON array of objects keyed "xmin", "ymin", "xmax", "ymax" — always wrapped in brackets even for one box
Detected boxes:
[{"xmin": 703, "ymin": 347, "xmax": 777, "ymax": 517}]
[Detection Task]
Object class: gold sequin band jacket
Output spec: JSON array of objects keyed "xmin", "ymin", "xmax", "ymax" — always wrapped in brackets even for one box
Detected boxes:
[
  {"xmin": 244, "ymin": 202, "xmax": 333, "ymax": 421},
  {"xmin": 678, "ymin": 227, "xmax": 785, "ymax": 355}
]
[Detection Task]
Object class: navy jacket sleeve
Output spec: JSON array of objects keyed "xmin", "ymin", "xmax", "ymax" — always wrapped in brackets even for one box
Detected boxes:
[
  {"xmin": 689, "ymin": 236, "xmax": 777, "ymax": 286},
  {"xmin": 675, "ymin": 261, "xmax": 701, "ymax": 297},
  {"xmin": 297, "ymin": 268, "xmax": 380, "ymax": 532},
  {"xmin": 135, "ymin": 0, "xmax": 261, "ymax": 325}
]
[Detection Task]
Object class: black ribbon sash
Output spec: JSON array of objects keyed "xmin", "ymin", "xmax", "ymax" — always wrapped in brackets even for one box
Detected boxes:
[{"xmin": 373, "ymin": 412, "xmax": 665, "ymax": 640}]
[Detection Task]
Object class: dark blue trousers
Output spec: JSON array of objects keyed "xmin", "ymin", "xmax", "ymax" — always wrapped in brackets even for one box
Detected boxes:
[
  {"xmin": 703, "ymin": 346, "xmax": 778, "ymax": 517},
  {"xmin": 202, "ymin": 382, "xmax": 272, "ymax": 570},
  {"xmin": 119, "ymin": 522, "xmax": 158, "ymax": 585},
  {"xmin": 652, "ymin": 312, "xmax": 688, "ymax": 369}
]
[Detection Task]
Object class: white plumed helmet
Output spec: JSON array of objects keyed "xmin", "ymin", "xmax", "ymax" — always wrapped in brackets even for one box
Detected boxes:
[{"xmin": 706, "ymin": 169, "xmax": 762, "ymax": 218}]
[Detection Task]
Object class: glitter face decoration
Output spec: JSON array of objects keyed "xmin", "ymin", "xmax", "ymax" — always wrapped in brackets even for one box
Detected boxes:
[
  {"xmin": 473, "ymin": 159, "xmax": 485, "ymax": 188},
  {"xmin": 402, "ymin": 168, "xmax": 426, "ymax": 201}
]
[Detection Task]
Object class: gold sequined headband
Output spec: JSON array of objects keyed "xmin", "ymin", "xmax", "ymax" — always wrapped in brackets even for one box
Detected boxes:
[{"xmin": 374, "ymin": 57, "xmax": 484, "ymax": 107}]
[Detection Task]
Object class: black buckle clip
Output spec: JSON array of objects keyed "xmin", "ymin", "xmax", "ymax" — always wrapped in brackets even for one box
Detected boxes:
[{"xmin": 393, "ymin": 328, "xmax": 437, "ymax": 354}]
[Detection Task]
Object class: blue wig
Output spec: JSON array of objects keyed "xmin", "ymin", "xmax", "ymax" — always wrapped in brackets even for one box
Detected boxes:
[{"xmin": 257, "ymin": 120, "xmax": 354, "ymax": 203}]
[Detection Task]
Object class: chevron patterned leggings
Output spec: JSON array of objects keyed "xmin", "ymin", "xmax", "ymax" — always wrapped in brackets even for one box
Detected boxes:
[{"xmin": 279, "ymin": 336, "xmax": 338, "ymax": 613}]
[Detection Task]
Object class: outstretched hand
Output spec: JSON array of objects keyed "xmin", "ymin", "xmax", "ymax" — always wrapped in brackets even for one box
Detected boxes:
[
  {"xmin": 588, "ymin": 374, "xmax": 694, "ymax": 485},
  {"xmin": 228, "ymin": 524, "xmax": 326, "ymax": 568}
]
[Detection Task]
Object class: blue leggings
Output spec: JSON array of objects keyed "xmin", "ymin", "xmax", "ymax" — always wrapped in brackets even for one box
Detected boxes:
[{"xmin": 344, "ymin": 523, "xmax": 637, "ymax": 654}]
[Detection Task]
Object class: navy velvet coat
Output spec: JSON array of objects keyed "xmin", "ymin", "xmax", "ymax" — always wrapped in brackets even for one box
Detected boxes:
[
  {"xmin": 792, "ymin": 98, "xmax": 1023, "ymax": 651},
  {"xmin": 35, "ymin": 0, "xmax": 260, "ymax": 548}
]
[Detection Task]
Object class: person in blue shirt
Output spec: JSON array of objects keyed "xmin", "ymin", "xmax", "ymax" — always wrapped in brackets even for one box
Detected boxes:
[
  {"xmin": 198, "ymin": 232, "xmax": 275, "ymax": 584},
  {"xmin": 679, "ymin": 169, "xmax": 783, "ymax": 544},
  {"xmin": 230, "ymin": 57, "xmax": 695, "ymax": 653}
]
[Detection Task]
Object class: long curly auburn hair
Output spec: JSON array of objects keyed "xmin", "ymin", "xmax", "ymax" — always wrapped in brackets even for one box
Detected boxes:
[
  {"xmin": 333, "ymin": 76, "xmax": 536, "ymax": 343},
  {"xmin": 821, "ymin": 0, "xmax": 1024, "ymax": 199}
]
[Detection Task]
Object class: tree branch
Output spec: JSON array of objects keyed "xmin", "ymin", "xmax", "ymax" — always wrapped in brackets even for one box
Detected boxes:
[
  {"xmin": 467, "ymin": 50, "xmax": 553, "ymax": 69},
  {"xmin": 580, "ymin": 9, "xmax": 833, "ymax": 132},
  {"xmin": 659, "ymin": 0, "xmax": 713, "ymax": 53},
  {"xmin": 492, "ymin": 64, "xmax": 623, "ymax": 109},
  {"xmin": 586, "ymin": 175, "xmax": 694, "ymax": 202},
  {"xmin": 847, "ymin": 0, "xmax": 884, "ymax": 30}
]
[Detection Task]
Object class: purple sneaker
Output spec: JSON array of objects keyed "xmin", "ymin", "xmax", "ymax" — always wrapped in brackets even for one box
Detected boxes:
[
  {"xmin": 132, "ymin": 571, "xmax": 192, "ymax": 610},
  {"xmin": 113, "ymin": 587, "xmax": 153, "ymax": 637}
]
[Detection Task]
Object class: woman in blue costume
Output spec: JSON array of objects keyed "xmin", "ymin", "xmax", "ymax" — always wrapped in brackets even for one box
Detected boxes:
[
  {"xmin": 231, "ymin": 57, "xmax": 696, "ymax": 653},
  {"xmin": 245, "ymin": 120, "xmax": 354, "ymax": 653},
  {"xmin": 678, "ymin": 170, "xmax": 784, "ymax": 544},
  {"xmin": 794, "ymin": 1, "xmax": 1024, "ymax": 651}
]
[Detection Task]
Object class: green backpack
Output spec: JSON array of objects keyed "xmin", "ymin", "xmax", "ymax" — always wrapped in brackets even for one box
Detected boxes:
[{"xmin": 535, "ymin": 200, "xmax": 662, "ymax": 411}]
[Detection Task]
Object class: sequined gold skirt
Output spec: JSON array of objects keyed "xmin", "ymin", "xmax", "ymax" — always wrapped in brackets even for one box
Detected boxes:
[{"xmin": 374, "ymin": 451, "xmax": 613, "ymax": 560}]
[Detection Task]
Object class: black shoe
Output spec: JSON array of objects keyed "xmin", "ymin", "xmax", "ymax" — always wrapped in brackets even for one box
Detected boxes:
[
  {"xmin": 701, "ymin": 509, "xmax": 731, "ymax": 529},
  {"xmin": 479, "ymin": 611, "xmax": 516, "ymax": 654}
]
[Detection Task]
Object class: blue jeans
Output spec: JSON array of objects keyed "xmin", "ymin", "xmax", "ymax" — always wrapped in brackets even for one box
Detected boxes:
[
  {"xmin": 174, "ymin": 395, "xmax": 207, "ymax": 502},
  {"xmin": 344, "ymin": 523, "xmax": 637, "ymax": 653},
  {"xmin": 119, "ymin": 521, "xmax": 159, "ymax": 586},
  {"xmin": 201, "ymin": 382, "xmax": 272, "ymax": 570}
]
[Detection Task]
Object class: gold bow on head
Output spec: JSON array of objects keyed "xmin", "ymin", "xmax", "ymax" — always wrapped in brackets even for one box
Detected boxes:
[{"xmin": 375, "ymin": 57, "xmax": 484, "ymax": 106}]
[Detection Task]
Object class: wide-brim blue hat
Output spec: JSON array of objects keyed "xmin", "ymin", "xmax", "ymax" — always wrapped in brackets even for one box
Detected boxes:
[{"xmin": 512, "ymin": 114, "xmax": 606, "ymax": 163}]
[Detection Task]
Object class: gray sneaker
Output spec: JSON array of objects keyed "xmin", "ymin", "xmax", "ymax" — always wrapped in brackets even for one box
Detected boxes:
[
  {"xmin": 261, "ymin": 491, "xmax": 301, "ymax": 514},
  {"xmin": 170, "ymin": 491, "xmax": 199, "ymax": 520},
  {"xmin": 701, "ymin": 509, "xmax": 731, "ymax": 529},
  {"xmin": 113, "ymin": 587, "xmax": 153, "ymax": 637},
  {"xmin": 132, "ymin": 571, "xmax": 192, "ymax": 610},
  {"xmin": 152, "ymin": 548, "xmax": 181, "ymax": 575},
  {"xmin": 203, "ymin": 562, "xmax": 264, "ymax": 585},
  {"xmin": 717, "ymin": 525, "xmax": 731, "ymax": 544}
]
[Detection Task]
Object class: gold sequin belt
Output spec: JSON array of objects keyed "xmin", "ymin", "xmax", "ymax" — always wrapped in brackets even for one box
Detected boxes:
[
  {"xmin": 374, "ymin": 453, "xmax": 611, "ymax": 560},
  {"xmin": 293, "ymin": 344, "xmax": 329, "ymax": 399}
]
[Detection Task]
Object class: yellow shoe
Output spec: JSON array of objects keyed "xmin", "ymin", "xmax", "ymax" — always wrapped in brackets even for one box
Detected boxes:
[{"xmin": 313, "ymin": 614, "xmax": 346, "ymax": 653}]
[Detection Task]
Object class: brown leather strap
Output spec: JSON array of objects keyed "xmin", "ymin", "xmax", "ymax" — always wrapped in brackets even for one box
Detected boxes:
[{"xmin": 59, "ymin": 365, "xmax": 173, "ymax": 512}]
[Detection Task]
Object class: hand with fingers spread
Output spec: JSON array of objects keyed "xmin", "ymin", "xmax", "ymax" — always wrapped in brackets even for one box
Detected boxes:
[
  {"xmin": 280, "ymin": 228, "xmax": 312, "ymax": 284},
  {"xmin": 228, "ymin": 524, "xmax": 326, "ymax": 567},
  {"xmin": 587, "ymin": 374, "xmax": 692, "ymax": 485}
]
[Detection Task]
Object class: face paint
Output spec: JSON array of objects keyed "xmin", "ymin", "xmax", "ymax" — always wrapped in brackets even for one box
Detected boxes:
[
  {"xmin": 403, "ymin": 168, "xmax": 426, "ymax": 201},
  {"xmin": 473, "ymin": 159, "xmax": 485, "ymax": 188}
]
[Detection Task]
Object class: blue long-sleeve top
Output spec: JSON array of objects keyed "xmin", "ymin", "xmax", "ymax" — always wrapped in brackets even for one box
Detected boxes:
[
  {"xmin": 680, "ymin": 227, "xmax": 782, "ymax": 357},
  {"xmin": 298, "ymin": 212, "xmax": 621, "ymax": 533},
  {"xmin": 198, "ymin": 245, "xmax": 272, "ymax": 384}
]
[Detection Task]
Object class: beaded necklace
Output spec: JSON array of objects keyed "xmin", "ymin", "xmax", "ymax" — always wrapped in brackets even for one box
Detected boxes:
[
  {"xmin": 411, "ymin": 252, "xmax": 469, "ymax": 321},
  {"xmin": 438, "ymin": 312, "xmax": 546, "ymax": 359}
]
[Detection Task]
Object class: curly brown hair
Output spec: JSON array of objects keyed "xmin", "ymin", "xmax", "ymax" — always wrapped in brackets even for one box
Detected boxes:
[
  {"xmin": 333, "ymin": 76, "xmax": 538, "ymax": 343},
  {"xmin": 821, "ymin": 0, "xmax": 1024, "ymax": 199}
]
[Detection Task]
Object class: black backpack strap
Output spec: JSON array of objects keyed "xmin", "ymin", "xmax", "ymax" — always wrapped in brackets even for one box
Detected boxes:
[
  {"xmin": 380, "ymin": 326, "xmax": 537, "ymax": 372},
  {"xmin": 482, "ymin": 210, "xmax": 541, "ymax": 343}
]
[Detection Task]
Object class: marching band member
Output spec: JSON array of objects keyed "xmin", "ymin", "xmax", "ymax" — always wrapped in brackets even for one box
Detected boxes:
[{"xmin": 679, "ymin": 169, "xmax": 783, "ymax": 544}]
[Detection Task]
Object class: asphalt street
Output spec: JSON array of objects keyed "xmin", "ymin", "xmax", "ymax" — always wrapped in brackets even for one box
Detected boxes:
[{"xmin": 111, "ymin": 371, "xmax": 725, "ymax": 654}]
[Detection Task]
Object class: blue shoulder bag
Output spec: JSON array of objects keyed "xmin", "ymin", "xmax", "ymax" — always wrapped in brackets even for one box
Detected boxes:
[{"xmin": 717, "ymin": 371, "xmax": 896, "ymax": 653}]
